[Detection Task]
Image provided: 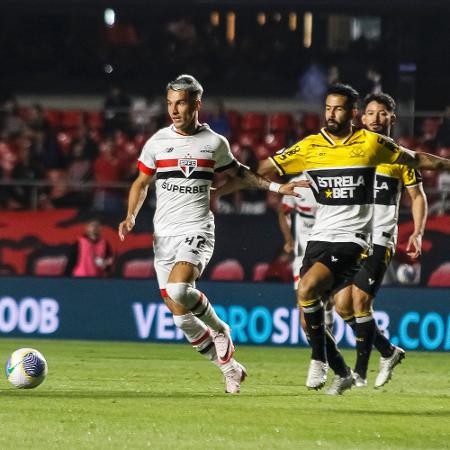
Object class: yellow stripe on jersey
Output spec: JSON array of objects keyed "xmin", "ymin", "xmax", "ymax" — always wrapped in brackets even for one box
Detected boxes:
[
  {"xmin": 375, "ymin": 164, "xmax": 422, "ymax": 206},
  {"xmin": 270, "ymin": 128, "xmax": 401, "ymax": 176}
]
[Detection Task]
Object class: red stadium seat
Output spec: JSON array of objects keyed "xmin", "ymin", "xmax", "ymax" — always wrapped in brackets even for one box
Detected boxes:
[
  {"xmin": 240, "ymin": 112, "xmax": 266, "ymax": 132},
  {"xmin": 301, "ymin": 112, "xmax": 320, "ymax": 133},
  {"xmin": 44, "ymin": 109, "xmax": 61, "ymax": 129},
  {"xmin": 61, "ymin": 110, "xmax": 84, "ymax": 129},
  {"xmin": 252, "ymin": 262, "xmax": 269, "ymax": 281},
  {"xmin": 123, "ymin": 259, "xmax": 155, "ymax": 278},
  {"xmin": 427, "ymin": 262, "xmax": 450, "ymax": 287},
  {"xmin": 269, "ymin": 113, "xmax": 293, "ymax": 132},
  {"xmin": 210, "ymin": 259, "xmax": 245, "ymax": 281},
  {"xmin": 86, "ymin": 111, "xmax": 103, "ymax": 129},
  {"xmin": 34, "ymin": 256, "xmax": 68, "ymax": 276}
]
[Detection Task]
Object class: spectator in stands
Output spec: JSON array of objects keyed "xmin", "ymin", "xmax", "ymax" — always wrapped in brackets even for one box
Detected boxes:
[
  {"xmin": 0, "ymin": 97, "xmax": 24, "ymax": 138},
  {"xmin": 436, "ymin": 105, "xmax": 450, "ymax": 147},
  {"xmin": 53, "ymin": 139, "xmax": 93, "ymax": 208},
  {"xmin": 208, "ymin": 99, "xmax": 231, "ymax": 139},
  {"xmin": 66, "ymin": 219, "xmax": 114, "ymax": 277},
  {"xmin": 72, "ymin": 124, "xmax": 99, "ymax": 161},
  {"xmin": 25, "ymin": 104, "xmax": 51, "ymax": 135},
  {"xmin": 103, "ymin": 85, "xmax": 132, "ymax": 134},
  {"xmin": 93, "ymin": 137, "xmax": 123, "ymax": 210}
]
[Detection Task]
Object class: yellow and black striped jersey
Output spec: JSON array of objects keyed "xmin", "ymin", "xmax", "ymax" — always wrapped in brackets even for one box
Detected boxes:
[
  {"xmin": 373, "ymin": 163, "xmax": 422, "ymax": 248},
  {"xmin": 270, "ymin": 127, "xmax": 403, "ymax": 247}
]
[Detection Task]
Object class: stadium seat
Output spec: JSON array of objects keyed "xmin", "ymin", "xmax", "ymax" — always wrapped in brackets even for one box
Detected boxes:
[
  {"xmin": 61, "ymin": 110, "xmax": 84, "ymax": 129},
  {"xmin": 269, "ymin": 113, "xmax": 293, "ymax": 132},
  {"xmin": 123, "ymin": 259, "xmax": 155, "ymax": 278},
  {"xmin": 34, "ymin": 256, "xmax": 68, "ymax": 276},
  {"xmin": 427, "ymin": 262, "xmax": 450, "ymax": 287},
  {"xmin": 240, "ymin": 112, "xmax": 266, "ymax": 132},
  {"xmin": 210, "ymin": 259, "xmax": 245, "ymax": 281},
  {"xmin": 44, "ymin": 109, "xmax": 61, "ymax": 129},
  {"xmin": 252, "ymin": 262, "xmax": 269, "ymax": 281},
  {"xmin": 86, "ymin": 111, "xmax": 103, "ymax": 129},
  {"xmin": 302, "ymin": 112, "xmax": 320, "ymax": 132}
]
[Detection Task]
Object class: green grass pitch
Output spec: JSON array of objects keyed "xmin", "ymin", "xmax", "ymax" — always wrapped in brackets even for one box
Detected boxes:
[{"xmin": 0, "ymin": 339, "xmax": 448, "ymax": 449}]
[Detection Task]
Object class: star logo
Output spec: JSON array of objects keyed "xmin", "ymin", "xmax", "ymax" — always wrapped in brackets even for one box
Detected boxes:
[
  {"xmin": 349, "ymin": 148, "xmax": 365, "ymax": 158},
  {"xmin": 325, "ymin": 189, "xmax": 333, "ymax": 198}
]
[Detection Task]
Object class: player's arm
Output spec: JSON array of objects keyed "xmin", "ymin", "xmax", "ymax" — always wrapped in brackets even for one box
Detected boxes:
[
  {"xmin": 396, "ymin": 148, "xmax": 450, "ymax": 170},
  {"xmin": 118, "ymin": 171, "xmax": 153, "ymax": 241},
  {"xmin": 405, "ymin": 184, "xmax": 428, "ymax": 259},
  {"xmin": 278, "ymin": 206, "xmax": 295, "ymax": 254}
]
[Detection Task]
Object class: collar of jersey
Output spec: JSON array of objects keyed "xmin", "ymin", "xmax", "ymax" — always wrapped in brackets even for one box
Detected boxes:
[
  {"xmin": 320, "ymin": 125, "xmax": 357, "ymax": 146},
  {"xmin": 170, "ymin": 123, "xmax": 207, "ymax": 136}
]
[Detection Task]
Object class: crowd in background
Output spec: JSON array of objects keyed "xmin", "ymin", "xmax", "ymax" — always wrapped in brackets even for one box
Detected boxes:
[{"xmin": 0, "ymin": 88, "xmax": 449, "ymax": 214}]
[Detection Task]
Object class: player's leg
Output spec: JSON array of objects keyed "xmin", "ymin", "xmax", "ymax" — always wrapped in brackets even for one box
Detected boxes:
[
  {"xmin": 352, "ymin": 245, "xmax": 405, "ymax": 387},
  {"xmin": 155, "ymin": 236, "xmax": 245, "ymax": 393}
]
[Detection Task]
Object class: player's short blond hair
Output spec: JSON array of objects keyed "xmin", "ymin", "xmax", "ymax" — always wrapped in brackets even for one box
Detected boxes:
[{"xmin": 166, "ymin": 74, "xmax": 203, "ymax": 100}]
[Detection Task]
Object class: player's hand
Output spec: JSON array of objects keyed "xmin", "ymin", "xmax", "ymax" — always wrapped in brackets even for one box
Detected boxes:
[
  {"xmin": 279, "ymin": 180, "xmax": 310, "ymax": 197},
  {"xmin": 406, "ymin": 232, "xmax": 422, "ymax": 259},
  {"xmin": 283, "ymin": 239, "xmax": 295, "ymax": 254},
  {"xmin": 118, "ymin": 214, "xmax": 136, "ymax": 241}
]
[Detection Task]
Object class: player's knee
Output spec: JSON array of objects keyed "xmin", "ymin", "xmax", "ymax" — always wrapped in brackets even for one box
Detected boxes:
[
  {"xmin": 297, "ymin": 278, "xmax": 319, "ymax": 301},
  {"xmin": 335, "ymin": 301, "xmax": 353, "ymax": 319},
  {"xmin": 352, "ymin": 287, "xmax": 372, "ymax": 313},
  {"xmin": 166, "ymin": 282, "xmax": 191, "ymax": 305}
]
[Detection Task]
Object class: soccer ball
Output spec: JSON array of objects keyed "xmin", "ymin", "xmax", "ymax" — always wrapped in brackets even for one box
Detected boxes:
[{"xmin": 5, "ymin": 348, "xmax": 48, "ymax": 389}]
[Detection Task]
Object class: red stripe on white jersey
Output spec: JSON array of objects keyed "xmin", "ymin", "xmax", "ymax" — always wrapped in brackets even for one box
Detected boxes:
[
  {"xmin": 160, "ymin": 288, "xmax": 168, "ymax": 298},
  {"xmin": 156, "ymin": 159, "xmax": 215, "ymax": 168},
  {"xmin": 137, "ymin": 161, "xmax": 156, "ymax": 176},
  {"xmin": 191, "ymin": 329, "xmax": 211, "ymax": 346}
]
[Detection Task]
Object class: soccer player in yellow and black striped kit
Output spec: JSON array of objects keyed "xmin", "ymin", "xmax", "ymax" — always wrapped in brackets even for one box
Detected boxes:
[
  {"xmin": 334, "ymin": 93, "xmax": 427, "ymax": 389},
  {"xmin": 259, "ymin": 84, "xmax": 450, "ymax": 393}
]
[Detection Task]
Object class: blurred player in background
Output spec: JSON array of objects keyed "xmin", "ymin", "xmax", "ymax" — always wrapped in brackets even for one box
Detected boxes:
[
  {"xmin": 259, "ymin": 83, "xmax": 450, "ymax": 393},
  {"xmin": 118, "ymin": 74, "xmax": 302, "ymax": 394},
  {"xmin": 334, "ymin": 93, "xmax": 428, "ymax": 388}
]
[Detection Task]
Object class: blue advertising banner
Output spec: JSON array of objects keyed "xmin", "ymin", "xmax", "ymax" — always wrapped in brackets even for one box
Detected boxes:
[{"xmin": 0, "ymin": 277, "xmax": 448, "ymax": 351}]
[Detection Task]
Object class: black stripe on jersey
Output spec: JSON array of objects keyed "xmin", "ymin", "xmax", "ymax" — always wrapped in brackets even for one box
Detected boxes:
[
  {"xmin": 215, "ymin": 159, "xmax": 238, "ymax": 173},
  {"xmin": 404, "ymin": 168, "xmax": 423, "ymax": 186},
  {"xmin": 374, "ymin": 174, "xmax": 400, "ymax": 205},
  {"xmin": 269, "ymin": 156, "xmax": 286, "ymax": 175},
  {"xmin": 307, "ymin": 167, "xmax": 375, "ymax": 205},
  {"xmin": 319, "ymin": 129, "xmax": 335, "ymax": 145},
  {"xmin": 156, "ymin": 171, "xmax": 214, "ymax": 181}
]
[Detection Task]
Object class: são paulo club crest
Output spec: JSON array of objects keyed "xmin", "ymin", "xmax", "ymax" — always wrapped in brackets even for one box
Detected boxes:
[{"xmin": 178, "ymin": 158, "xmax": 197, "ymax": 177}]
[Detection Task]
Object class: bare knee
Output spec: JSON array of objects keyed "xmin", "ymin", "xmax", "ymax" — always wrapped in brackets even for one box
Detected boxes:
[{"xmin": 352, "ymin": 286, "xmax": 372, "ymax": 314}]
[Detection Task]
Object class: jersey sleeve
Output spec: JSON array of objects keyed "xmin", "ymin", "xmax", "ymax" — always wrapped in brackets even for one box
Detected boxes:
[
  {"xmin": 215, "ymin": 136, "xmax": 239, "ymax": 172},
  {"xmin": 281, "ymin": 194, "xmax": 295, "ymax": 213},
  {"xmin": 269, "ymin": 141, "xmax": 307, "ymax": 175},
  {"xmin": 401, "ymin": 165, "xmax": 423, "ymax": 187},
  {"xmin": 137, "ymin": 137, "xmax": 157, "ymax": 176},
  {"xmin": 371, "ymin": 134, "xmax": 403, "ymax": 165}
]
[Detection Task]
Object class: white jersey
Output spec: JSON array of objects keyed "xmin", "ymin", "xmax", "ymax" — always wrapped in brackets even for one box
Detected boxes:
[
  {"xmin": 281, "ymin": 174, "xmax": 317, "ymax": 256},
  {"xmin": 373, "ymin": 163, "xmax": 422, "ymax": 249},
  {"xmin": 138, "ymin": 124, "xmax": 237, "ymax": 237}
]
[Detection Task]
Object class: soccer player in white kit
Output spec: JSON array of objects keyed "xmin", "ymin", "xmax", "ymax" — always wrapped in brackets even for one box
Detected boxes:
[{"xmin": 118, "ymin": 74, "xmax": 302, "ymax": 394}]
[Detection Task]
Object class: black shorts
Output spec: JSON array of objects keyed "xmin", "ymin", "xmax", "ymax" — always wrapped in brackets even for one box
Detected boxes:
[
  {"xmin": 300, "ymin": 240, "xmax": 365, "ymax": 294},
  {"xmin": 353, "ymin": 244, "xmax": 392, "ymax": 297}
]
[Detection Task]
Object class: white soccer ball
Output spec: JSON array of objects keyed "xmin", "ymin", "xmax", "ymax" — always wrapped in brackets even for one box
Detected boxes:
[{"xmin": 5, "ymin": 348, "xmax": 48, "ymax": 389}]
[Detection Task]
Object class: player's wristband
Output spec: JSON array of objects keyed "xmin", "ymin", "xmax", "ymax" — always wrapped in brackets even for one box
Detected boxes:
[{"xmin": 269, "ymin": 182, "xmax": 282, "ymax": 193}]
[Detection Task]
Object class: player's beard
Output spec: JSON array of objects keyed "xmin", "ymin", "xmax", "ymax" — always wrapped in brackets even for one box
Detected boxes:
[{"xmin": 325, "ymin": 119, "xmax": 347, "ymax": 135}]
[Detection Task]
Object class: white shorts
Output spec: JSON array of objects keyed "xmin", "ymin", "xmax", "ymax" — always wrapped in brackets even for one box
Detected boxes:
[{"xmin": 153, "ymin": 232, "xmax": 215, "ymax": 291}]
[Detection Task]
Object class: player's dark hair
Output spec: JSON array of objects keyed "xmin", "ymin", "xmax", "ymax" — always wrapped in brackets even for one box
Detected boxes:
[
  {"xmin": 326, "ymin": 83, "xmax": 360, "ymax": 109},
  {"xmin": 166, "ymin": 74, "xmax": 203, "ymax": 100},
  {"xmin": 364, "ymin": 93, "xmax": 396, "ymax": 113}
]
